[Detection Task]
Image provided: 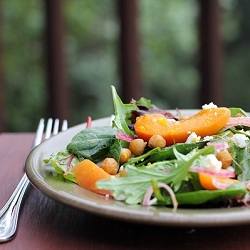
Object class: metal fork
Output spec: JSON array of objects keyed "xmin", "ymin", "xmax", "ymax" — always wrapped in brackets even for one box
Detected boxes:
[{"xmin": 0, "ymin": 118, "xmax": 68, "ymax": 242}]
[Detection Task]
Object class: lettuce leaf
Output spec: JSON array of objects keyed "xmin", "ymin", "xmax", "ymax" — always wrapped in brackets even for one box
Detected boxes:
[{"xmin": 43, "ymin": 150, "xmax": 79, "ymax": 182}]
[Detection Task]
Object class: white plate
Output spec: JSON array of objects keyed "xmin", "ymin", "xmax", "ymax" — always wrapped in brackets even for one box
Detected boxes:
[{"xmin": 25, "ymin": 112, "xmax": 250, "ymax": 227}]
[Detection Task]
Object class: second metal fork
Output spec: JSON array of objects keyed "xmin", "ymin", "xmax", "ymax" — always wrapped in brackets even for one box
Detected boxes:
[{"xmin": 0, "ymin": 118, "xmax": 68, "ymax": 243}]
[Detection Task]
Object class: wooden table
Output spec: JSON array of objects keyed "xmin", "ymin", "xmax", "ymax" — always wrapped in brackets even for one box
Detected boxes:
[{"xmin": 1, "ymin": 133, "xmax": 250, "ymax": 250}]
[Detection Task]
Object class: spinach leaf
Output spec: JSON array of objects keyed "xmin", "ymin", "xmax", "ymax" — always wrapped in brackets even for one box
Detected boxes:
[
  {"xmin": 151, "ymin": 180, "xmax": 246, "ymax": 206},
  {"xmin": 67, "ymin": 126, "xmax": 117, "ymax": 163},
  {"xmin": 124, "ymin": 147, "xmax": 161, "ymax": 166},
  {"xmin": 107, "ymin": 139, "xmax": 122, "ymax": 163},
  {"xmin": 148, "ymin": 141, "xmax": 206, "ymax": 162},
  {"xmin": 170, "ymin": 184, "xmax": 247, "ymax": 205}
]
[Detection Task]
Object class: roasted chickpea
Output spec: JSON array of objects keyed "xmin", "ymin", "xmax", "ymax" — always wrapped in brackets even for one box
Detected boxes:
[
  {"xmin": 129, "ymin": 138, "xmax": 147, "ymax": 156},
  {"xmin": 100, "ymin": 158, "xmax": 119, "ymax": 175},
  {"xmin": 216, "ymin": 150, "xmax": 233, "ymax": 169},
  {"xmin": 119, "ymin": 148, "xmax": 132, "ymax": 164},
  {"xmin": 148, "ymin": 134, "xmax": 166, "ymax": 148}
]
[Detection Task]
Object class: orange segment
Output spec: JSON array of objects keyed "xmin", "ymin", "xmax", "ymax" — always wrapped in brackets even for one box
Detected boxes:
[
  {"xmin": 199, "ymin": 172, "xmax": 239, "ymax": 190},
  {"xmin": 134, "ymin": 108, "xmax": 231, "ymax": 145},
  {"xmin": 72, "ymin": 159, "xmax": 111, "ymax": 195}
]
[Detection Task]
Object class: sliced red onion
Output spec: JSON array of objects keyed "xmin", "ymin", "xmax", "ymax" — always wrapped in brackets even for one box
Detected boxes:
[
  {"xmin": 189, "ymin": 166, "xmax": 235, "ymax": 178},
  {"xmin": 225, "ymin": 117, "xmax": 250, "ymax": 128},
  {"xmin": 64, "ymin": 154, "xmax": 75, "ymax": 175},
  {"xmin": 244, "ymin": 180, "xmax": 250, "ymax": 191},
  {"xmin": 142, "ymin": 183, "xmax": 178, "ymax": 211},
  {"xmin": 142, "ymin": 186, "xmax": 157, "ymax": 206},
  {"xmin": 86, "ymin": 116, "xmax": 92, "ymax": 128},
  {"xmin": 212, "ymin": 178, "xmax": 230, "ymax": 190},
  {"xmin": 116, "ymin": 132, "xmax": 134, "ymax": 142},
  {"xmin": 207, "ymin": 141, "xmax": 229, "ymax": 152}
]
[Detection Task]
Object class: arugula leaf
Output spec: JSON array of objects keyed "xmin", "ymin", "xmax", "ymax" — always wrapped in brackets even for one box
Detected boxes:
[
  {"xmin": 136, "ymin": 97, "xmax": 155, "ymax": 108},
  {"xmin": 97, "ymin": 146, "xmax": 215, "ymax": 204},
  {"xmin": 67, "ymin": 126, "xmax": 117, "ymax": 163},
  {"xmin": 231, "ymin": 140, "xmax": 250, "ymax": 181},
  {"xmin": 97, "ymin": 165, "xmax": 169, "ymax": 204},
  {"xmin": 111, "ymin": 85, "xmax": 138, "ymax": 137},
  {"xmin": 170, "ymin": 147, "xmax": 215, "ymax": 191},
  {"xmin": 43, "ymin": 150, "xmax": 79, "ymax": 182},
  {"xmin": 229, "ymin": 107, "xmax": 247, "ymax": 117}
]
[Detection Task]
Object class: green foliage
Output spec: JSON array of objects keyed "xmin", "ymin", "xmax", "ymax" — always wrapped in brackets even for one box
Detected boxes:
[
  {"xmin": 3, "ymin": 0, "xmax": 45, "ymax": 131},
  {"xmin": 139, "ymin": 0, "xmax": 199, "ymax": 109},
  {"xmin": 2, "ymin": 0, "xmax": 250, "ymax": 131},
  {"xmin": 63, "ymin": 0, "xmax": 119, "ymax": 126}
]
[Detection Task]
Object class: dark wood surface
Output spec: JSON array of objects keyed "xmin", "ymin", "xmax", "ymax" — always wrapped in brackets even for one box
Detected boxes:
[{"xmin": 1, "ymin": 133, "xmax": 250, "ymax": 250}]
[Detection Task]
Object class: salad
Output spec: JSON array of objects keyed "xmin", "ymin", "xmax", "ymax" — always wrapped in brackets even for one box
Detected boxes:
[{"xmin": 44, "ymin": 86, "xmax": 250, "ymax": 210}]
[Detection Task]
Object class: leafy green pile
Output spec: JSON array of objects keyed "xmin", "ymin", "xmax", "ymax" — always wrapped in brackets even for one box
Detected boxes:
[{"xmin": 44, "ymin": 85, "xmax": 250, "ymax": 209}]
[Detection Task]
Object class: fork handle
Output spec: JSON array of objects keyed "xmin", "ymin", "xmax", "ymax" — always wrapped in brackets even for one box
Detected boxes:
[{"xmin": 0, "ymin": 173, "xmax": 29, "ymax": 242}]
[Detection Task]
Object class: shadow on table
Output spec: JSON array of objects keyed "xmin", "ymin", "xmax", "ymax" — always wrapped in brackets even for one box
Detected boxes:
[{"xmin": 18, "ymin": 186, "xmax": 248, "ymax": 250}]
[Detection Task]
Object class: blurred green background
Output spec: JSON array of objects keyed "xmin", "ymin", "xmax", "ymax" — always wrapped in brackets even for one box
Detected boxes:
[{"xmin": 2, "ymin": 0, "xmax": 250, "ymax": 131}]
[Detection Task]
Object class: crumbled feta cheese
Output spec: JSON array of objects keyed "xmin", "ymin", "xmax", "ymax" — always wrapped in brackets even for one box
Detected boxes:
[
  {"xmin": 167, "ymin": 118, "xmax": 179, "ymax": 123},
  {"xmin": 202, "ymin": 154, "xmax": 222, "ymax": 171},
  {"xmin": 227, "ymin": 166, "xmax": 235, "ymax": 172},
  {"xmin": 231, "ymin": 134, "xmax": 249, "ymax": 148},
  {"xmin": 186, "ymin": 132, "xmax": 201, "ymax": 143},
  {"xmin": 203, "ymin": 136, "xmax": 213, "ymax": 142},
  {"xmin": 202, "ymin": 102, "xmax": 218, "ymax": 110}
]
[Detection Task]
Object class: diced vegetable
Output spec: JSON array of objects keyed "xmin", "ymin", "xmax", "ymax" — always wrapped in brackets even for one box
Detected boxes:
[
  {"xmin": 134, "ymin": 108, "xmax": 231, "ymax": 145},
  {"xmin": 198, "ymin": 172, "xmax": 239, "ymax": 190},
  {"xmin": 72, "ymin": 159, "xmax": 111, "ymax": 195}
]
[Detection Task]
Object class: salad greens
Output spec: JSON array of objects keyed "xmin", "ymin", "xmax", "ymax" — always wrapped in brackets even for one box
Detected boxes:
[
  {"xmin": 66, "ymin": 126, "xmax": 117, "ymax": 163},
  {"xmin": 97, "ymin": 147, "xmax": 215, "ymax": 204},
  {"xmin": 111, "ymin": 86, "xmax": 137, "ymax": 138},
  {"xmin": 44, "ymin": 85, "xmax": 250, "ymax": 209}
]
